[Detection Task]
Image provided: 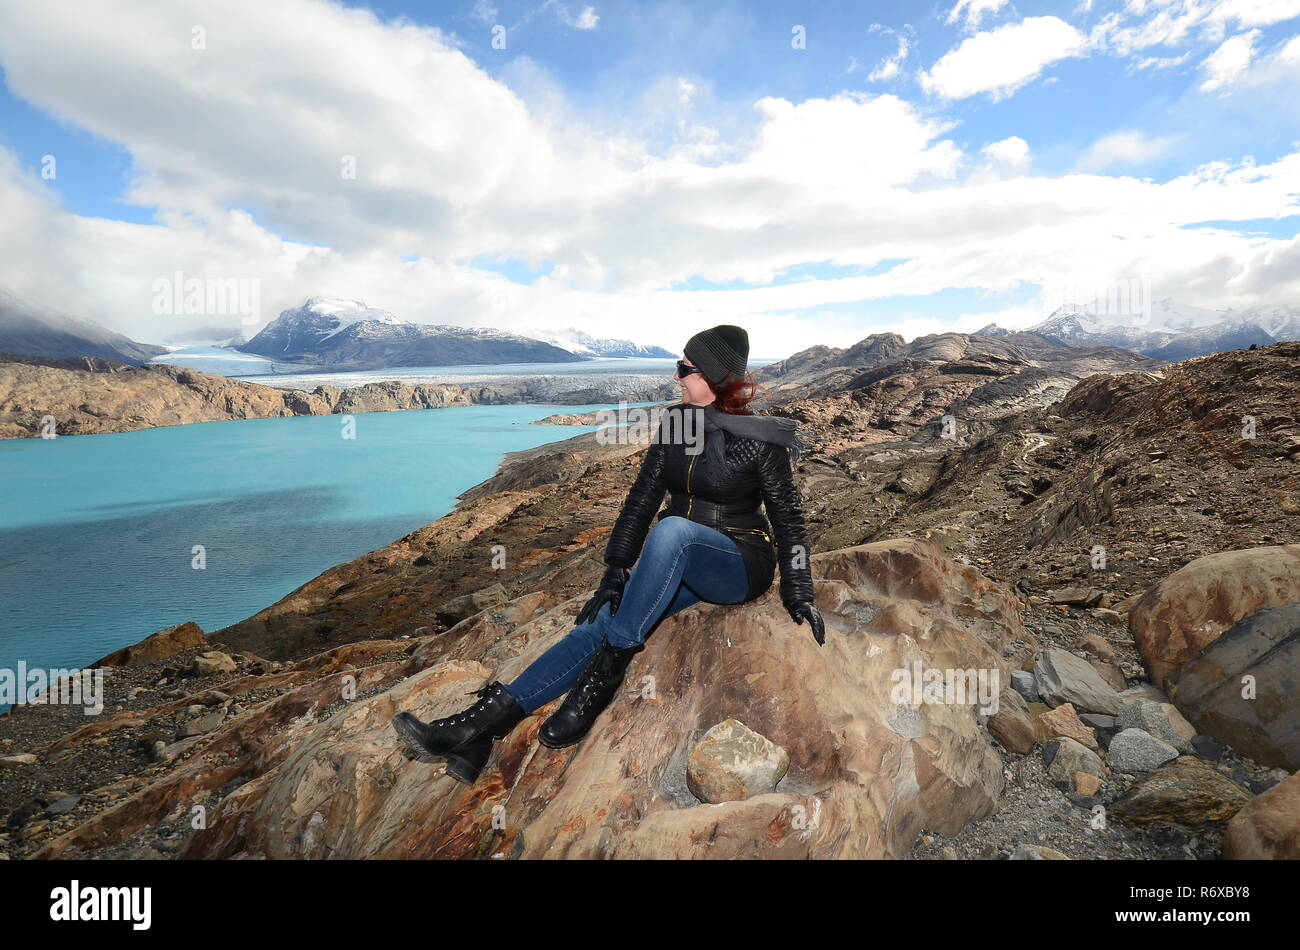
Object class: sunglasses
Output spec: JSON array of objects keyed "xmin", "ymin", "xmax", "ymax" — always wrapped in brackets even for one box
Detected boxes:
[{"xmin": 675, "ymin": 359, "xmax": 703, "ymax": 378}]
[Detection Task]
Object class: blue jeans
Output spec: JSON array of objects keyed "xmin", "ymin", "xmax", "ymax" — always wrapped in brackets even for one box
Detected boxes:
[{"xmin": 502, "ymin": 516, "xmax": 749, "ymax": 714}]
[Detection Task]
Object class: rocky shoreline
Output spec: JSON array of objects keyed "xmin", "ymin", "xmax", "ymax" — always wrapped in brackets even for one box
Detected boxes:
[
  {"xmin": 0, "ymin": 356, "xmax": 678, "ymax": 439},
  {"xmin": 2, "ymin": 336, "xmax": 1297, "ymax": 859}
]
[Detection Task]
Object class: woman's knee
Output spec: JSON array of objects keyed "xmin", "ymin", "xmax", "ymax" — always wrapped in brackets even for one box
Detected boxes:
[{"xmin": 647, "ymin": 516, "xmax": 693, "ymax": 549}]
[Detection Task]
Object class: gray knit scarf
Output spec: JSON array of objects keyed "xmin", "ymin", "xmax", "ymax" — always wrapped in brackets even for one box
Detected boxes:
[{"xmin": 672, "ymin": 402, "xmax": 811, "ymax": 469}]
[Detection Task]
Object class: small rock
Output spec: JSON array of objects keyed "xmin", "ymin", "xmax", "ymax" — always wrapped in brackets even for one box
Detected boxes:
[
  {"xmin": 1108, "ymin": 728, "xmax": 1180, "ymax": 773},
  {"xmin": 1034, "ymin": 646, "xmax": 1124, "ymax": 714},
  {"xmin": 178, "ymin": 709, "xmax": 226, "ymax": 738},
  {"xmin": 1191, "ymin": 734, "xmax": 1224, "ymax": 760},
  {"xmin": 45, "ymin": 796, "xmax": 82, "ymax": 816},
  {"xmin": 1035, "ymin": 702, "xmax": 1099, "ymax": 750},
  {"xmin": 1074, "ymin": 772, "xmax": 1103, "ymax": 796},
  {"xmin": 1116, "ymin": 700, "xmax": 1196, "ymax": 755},
  {"xmin": 686, "ymin": 718, "xmax": 789, "ymax": 804},
  {"xmin": 1010, "ymin": 669, "xmax": 1040, "ymax": 703},
  {"xmin": 988, "ymin": 688, "xmax": 1037, "ymax": 754},
  {"xmin": 1045, "ymin": 736, "xmax": 1108, "ymax": 788},
  {"xmin": 1009, "ymin": 843, "xmax": 1071, "ymax": 859},
  {"xmin": 191, "ymin": 651, "xmax": 237, "ymax": 676},
  {"xmin": 1074, "ymin": 633, "xmax": 1116, "ymax": 662}
]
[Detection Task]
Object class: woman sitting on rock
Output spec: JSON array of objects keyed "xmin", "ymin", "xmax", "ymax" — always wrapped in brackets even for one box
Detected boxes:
[{"xmin": 392, "ymin": 324, "xmax": 825, "ymax": 784}]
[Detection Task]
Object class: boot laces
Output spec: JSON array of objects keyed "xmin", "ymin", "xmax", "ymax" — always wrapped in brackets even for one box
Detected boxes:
[
  {"xmin": 432, "ymin": 683, "xmax": 498, "ymax": 726},
  {"xmin": 573, "ymin": 649, "xmax": 621, "ymax": 712}
]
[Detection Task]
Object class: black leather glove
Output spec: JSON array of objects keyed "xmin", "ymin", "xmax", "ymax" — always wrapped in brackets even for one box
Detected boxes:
[
  {"xmin": 787, "ymin": 600, "xmax": 825, "ymax": 646},
  {"xmin": 578, "ymin": 565, "xmax": 631, "ymax": 625}
]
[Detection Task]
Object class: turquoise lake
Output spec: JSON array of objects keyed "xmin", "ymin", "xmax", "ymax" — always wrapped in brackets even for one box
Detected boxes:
[{"xmin": 0, "ymin": 402, "xmax": 656, "ymax": 702}]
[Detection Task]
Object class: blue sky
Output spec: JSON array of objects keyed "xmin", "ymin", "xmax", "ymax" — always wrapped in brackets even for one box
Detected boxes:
[{"xmin": 1, "ymin": 0, "xmax": 1298, "ymax": 354}]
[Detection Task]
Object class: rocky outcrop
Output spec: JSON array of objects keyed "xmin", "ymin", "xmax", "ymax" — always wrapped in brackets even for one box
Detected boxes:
[
  {"xmin": 22, "ymin": 539, "xmax": 1031, "ymax": 859},
  {"xmin": 6, "ymin": 335, "xmax": 1300, "ymax": 861},
  {"xmin": 0, "ymin": 361, "xmax": 334, "ymax": 438},
  {"xmin": 90, "ymin": 622, "xmax": 208, "ymax": 668},
  {"xmin": 0, "ymin": 360, "xmax": 679, "ymax": 439}
]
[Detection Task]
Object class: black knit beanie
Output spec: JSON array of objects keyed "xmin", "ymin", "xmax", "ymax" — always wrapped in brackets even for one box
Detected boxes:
[{"xmin": 683, "ymin": 324, "xmax": 749, "ymax": 387}]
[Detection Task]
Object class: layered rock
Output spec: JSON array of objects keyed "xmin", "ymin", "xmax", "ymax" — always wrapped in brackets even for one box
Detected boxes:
[
  {"xmin": 1130, "ymin": 548, "xmax": 1300, "ymax": 771},
  {"xmin": 27, "ymin": 539, "xmax": 1030, "ymax": 860}
]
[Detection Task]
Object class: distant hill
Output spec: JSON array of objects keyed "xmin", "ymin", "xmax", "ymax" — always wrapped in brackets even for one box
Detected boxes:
[
  {"xmin": 236, "ymin": 297, "xmax": 586, "ymax": 369},
  {"xmin": 0, "ymin": 287, "xmax": 167, "ymax": 365}
]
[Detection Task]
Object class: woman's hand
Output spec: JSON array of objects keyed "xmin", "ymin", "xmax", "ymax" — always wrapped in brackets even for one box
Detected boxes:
[
  {"xmin": 578, "ymin": 565, "xmax": 631, "ymax": 625},
  {"xmin": 787, "ymin": 600, "xmax": 825, "ymax": 646}
]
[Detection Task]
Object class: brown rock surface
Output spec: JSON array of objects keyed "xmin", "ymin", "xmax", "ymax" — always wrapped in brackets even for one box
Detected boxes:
[
  {"xmin": 1129, "ymin": 545, "xmax": 1300, "ymax": 692},
  {"xmin": 1222, "ymin": 771, "xmax": 1300, "ymax": 859},
  {"xmin": 28, "ymin": 539, "xmax": 1028, "ymax": 859},
  {"xmin": 91, "ymin": 622, "xmax": 207, "ymax": 668},
  {"xmin": 1109, "ymin": 756, "xmax": 1252, "ymax": 827}
]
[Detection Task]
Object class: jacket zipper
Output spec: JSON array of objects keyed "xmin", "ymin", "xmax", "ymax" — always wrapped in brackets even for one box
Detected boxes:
[
  {"xmin": 684, "ymin": 434, "xmax": 770, "ymax": 542},
  {"xmin": 686, "ymin": 437, "xmax": 698, "ymax": 519},
  {"xmin": 727, "ymin": 527, "xmax": 771, "ymax": 543}
]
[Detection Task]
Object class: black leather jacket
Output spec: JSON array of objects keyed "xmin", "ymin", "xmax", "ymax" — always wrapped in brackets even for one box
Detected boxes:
[{"xmin": 602, "ymin": 406, "xmax": 815, "ymax": 608}]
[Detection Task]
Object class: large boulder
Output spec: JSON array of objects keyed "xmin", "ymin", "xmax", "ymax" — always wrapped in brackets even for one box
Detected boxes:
[
  {"xmin": 155, "ymin": 539, "xmax": 1027, "ymax": 859},
  {"xmin": 1129, "ymin": 544, "xmax": 1300, "ymax": 692},
  {"xmin": 1033, "ymin": 646, "xmax": 1124, "ymax": 714},
  {"xmin": 1109, "ymin": 756, "xmax": 1252, "ymax": 827},
  {"xmin": 1222, "ymin": 771, "xmax": 1300, "ymax": 859},
  {"xmin": 1167, "ymin": 604, "xmax": 1300, "ymax": 771},
  {"xmin": 91, "ymin": 621, "xmax": 207, "ymax": 668}
]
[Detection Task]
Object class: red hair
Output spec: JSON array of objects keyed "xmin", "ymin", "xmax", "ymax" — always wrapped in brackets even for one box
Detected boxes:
[{"xmin": 709, "ymin": 371, "xmax": 765, "ymax": 414}]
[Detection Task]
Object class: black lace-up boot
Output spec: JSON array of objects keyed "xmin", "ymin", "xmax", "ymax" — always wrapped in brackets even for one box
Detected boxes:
[
  {"xmin": 391, "ymin": 680, "xmax": 528, "ymax": 785},
  {"xmin": 538, "ymin": 638, "xmax": 644, "ymax": 749}
]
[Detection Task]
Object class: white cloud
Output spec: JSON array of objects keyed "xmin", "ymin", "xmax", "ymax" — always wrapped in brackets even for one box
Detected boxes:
[
  {"xmin": 920, "ymin": 17, "xmax": 1091, "ymax": 101},
  {"xmin": 1074, "ymin": 130, "xmax": 1181, "ymax": 171},
  {"xmin": 1200, "ymin": 29, "xmax": 1262, "ymax": 90},
  {"xmin": 540, "ymin": 1, "xmax": 599, "ymax": 31},
  {"xmin": 0, "ymin": 0, "xmax": 1298, "ymax": 357},
  {"xmin": 1207, "ymin": 0, "xmax": 1300, "ymax": 33},
  {"xmin": 981, "ymin": 136, "xmax": 1031, "ymax": 166},
  {"xmin": 944, "ymin": 0, "xmax": 1012, "ymax": 33},
  {"xmin": 1092, "ymin": 0, "xmax": 1300, "ymax": 55},
  {"xmin": 470, "ymin": 0, "xmax": 499, "ymax": 25},
  {"xmin": 868, "ymin": 34, "xmax": 911, "ymax": 81},
  {"xmin": 1133, "ymin": 49, "xmax": 1193, "ymax": 69}
]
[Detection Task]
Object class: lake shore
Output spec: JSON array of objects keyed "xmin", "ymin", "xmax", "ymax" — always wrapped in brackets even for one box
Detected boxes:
[{"xmin": 0, "ymin": 355, "xmax": 678, "ymax": 439}]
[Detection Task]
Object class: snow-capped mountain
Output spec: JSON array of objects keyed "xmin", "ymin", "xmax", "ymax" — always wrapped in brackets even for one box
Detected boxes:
[
  {"xmin": 973, "ymin": 323, "xmax": 1012, "ymax": 337},
  {"xmin": 516, "ymin": 326, "xmax": 675, "ymax": 358},
  {"xmin": 1028, "ymin": 297, "xmax": 1298, "ymax": 359},
  {"xmin": 236, "ymin": 298, "xmax": 585, "ymax": 368}
]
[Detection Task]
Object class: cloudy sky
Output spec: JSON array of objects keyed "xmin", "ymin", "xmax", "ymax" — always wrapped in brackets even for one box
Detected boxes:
[{"xmin": 1, "ymin": 0, "xmax": 1298, "ymax": 357}]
